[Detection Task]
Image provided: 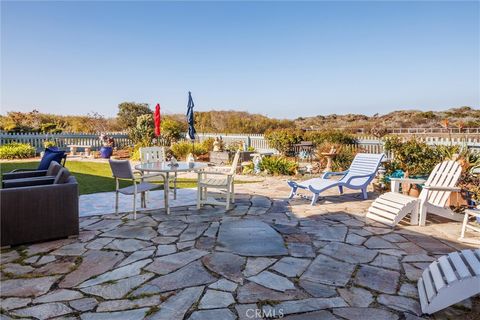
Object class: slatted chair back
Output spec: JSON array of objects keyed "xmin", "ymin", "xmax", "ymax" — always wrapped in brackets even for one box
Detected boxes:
[
  {"xmin": 229, "ymin": 150, "xmax": 241, "ymax": 176},
  {"xmin": 420, "ymin": 160, "xmax": 462, "ymax": 207},
  {"xmin": 418, "ymin": 249, "xmax": 480, "ymax": 314},
  {"xmin": 140, "ymin": 147, "xmax": 166, "ymax": 163},
  {"xmin": 109, "ymin": 160, "xmax": 134, "ymax": 180},
  {"xmin": 340, "ymin": 153, "xmax": 385, "ymax": 186}
]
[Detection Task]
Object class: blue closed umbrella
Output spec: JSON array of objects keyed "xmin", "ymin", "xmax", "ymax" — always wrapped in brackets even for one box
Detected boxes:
[{"xmin": 186, "ymin": 91, "xmax": 196, "ymax": 140}]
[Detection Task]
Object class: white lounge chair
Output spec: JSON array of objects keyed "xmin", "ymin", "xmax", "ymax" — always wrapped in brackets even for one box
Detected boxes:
[
  {"xmin": 417, "ymin": 249, "xmax": 480, "ymax": 315},
  {"xmin": 367, "ymin": 160, "xmax": 464, "ymax": 227},
  {"xmin": 287, "ymin": 153, "xmax": 385, "ymax": 205},
  {"xmin": 197, "ymin": 150, "xmax": 240, "ymax": 210}
]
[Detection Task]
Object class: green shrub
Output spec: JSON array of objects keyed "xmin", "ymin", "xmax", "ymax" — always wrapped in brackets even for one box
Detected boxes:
[
  {"xmin": 383, "ymin": 136, "xmax": 455, "ymax": 176},
  {"xmin": 225, "ymin": 141, "xmax": 245, "ymax": 152},
  {"xmin": 129, "ymin": 114, "xmax": 155, "ymax": 146},
  {"xmin": 129, "ymin": 144, "xmax": 142, "ymax": 161},
  {"xmin": 201, "ymin": 138, "xmax": 215, "ymax": 152},
  {"xmin": 170, "ymin": 140, "xmax": 208, "ymax": 160},
  {"xmin": 43, "ymin": 140, "xmax": 56, "ymax": 149},
  {"xmin": 264, "ymin": 128, "xmax": 303, "ymax": 155},
  {"xmin": 259, "ymin": 156, "xmax": 298, "ymax": 175},
  {"xmin": 161, "ymin": 118, "xmax": 187, "ymax": 144},
  {"xmin": 0, "ymin": 143, "xmax": 36, "ymax": 159},
  {"xmin": 303, "ymin": 130, "xmax": 357, "ymax": 146},
  {"xmin": 383, "ymin": 136, "xmax": 467, "ymax": 179}
]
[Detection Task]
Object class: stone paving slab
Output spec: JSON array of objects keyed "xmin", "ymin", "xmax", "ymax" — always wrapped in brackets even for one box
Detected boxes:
[
  {"xmin": 1, "ymin": 177, "xmax": 478, "ymax": 319},
  {"xmin": 217, "ymin": 219, "xmax": 288, "ymax": 256}
]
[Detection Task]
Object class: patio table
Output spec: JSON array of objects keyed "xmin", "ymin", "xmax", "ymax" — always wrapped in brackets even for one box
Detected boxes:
[{"xmin": 134, "ymin": 161, "xmax": 207, "ymax": 214}]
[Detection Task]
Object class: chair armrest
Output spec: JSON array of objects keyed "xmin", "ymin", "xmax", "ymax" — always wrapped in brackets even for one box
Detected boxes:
[
  {"xmin": 2, "ymin": 170, "xmax": 48, "ymax": 180},
  {"xmin": 197, "ymin": 170, "xmax": 232, "ymax": 176},
  {"xmin": 423, "ymin": 185, "xmax": 461, "ymax": 192},
  {"xmin": 208, "ymin": 166, "xmax": 231, "ymax": 173},
  {"xmin": 345, "ymin": 173, "xmax": 374, "ymax": 185},
  {"xmin": 11, "ymin": 168, "xmax": 39, "ymax": 173},
  {"xmin": 390, "ymin": 177, "xmax": 427, "ymax": 184},
  {"xmin": 3, "ymin": 176, "xmax": 55, "ymax": 189},
  {"xmin": 390, "ymin": 177, "xmax": 427, "ymax": 193},
  {"xmin": 322, "ymin": 170, "xmax": 348, "ymax": 179},
  {"xmin": 133, "ymin": 170, "xmax": 143, "ymax": 176},
  {"xmin": 465, "ymin": 209, "xmax": 480, "ymax": 218}
]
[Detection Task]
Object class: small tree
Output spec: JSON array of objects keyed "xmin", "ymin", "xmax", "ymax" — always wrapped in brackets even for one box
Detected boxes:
[
  {"xmin": 161, "ymin": 117, "xmax": 186, "ymax": 145},
  {"xmin": 264, "ymin": 128, "xmax": 303, "ymax": 155},
  {"xmin": 129, "ymin": 114, "xmax": 155, "ymax": 146},
  {"xmin": 117, "ymin": 102, "xmax": 152, "ymax": 128}
]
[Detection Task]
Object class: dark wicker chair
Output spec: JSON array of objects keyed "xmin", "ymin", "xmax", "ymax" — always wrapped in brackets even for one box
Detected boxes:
[{"xmin": 0, "ymin": 170, "xmax": 79, "ymax": 247}]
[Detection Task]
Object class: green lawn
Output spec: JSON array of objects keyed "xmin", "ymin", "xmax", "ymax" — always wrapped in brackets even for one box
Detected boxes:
[{"xmin": 0, "ymin": 161, "xmax": 257, "ymax": 195}]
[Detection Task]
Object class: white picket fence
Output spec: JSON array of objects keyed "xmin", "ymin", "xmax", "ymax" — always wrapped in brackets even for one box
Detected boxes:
[
  {"xmin": 196, "ymin": 133, "xmax": 275, "ymax": 153},
  {"xmin": 1, "ymin": 131, "xmax": 479, "ymax": 155},
  {"xmin": 0, "ymin": 132, "xmax": 131, "ymax": 152}
]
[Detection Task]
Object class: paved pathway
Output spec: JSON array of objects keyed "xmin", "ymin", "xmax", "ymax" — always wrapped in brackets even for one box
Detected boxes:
[{"xmin": 1, "ymin": 178, "xmax": 479, "ymax": 319}]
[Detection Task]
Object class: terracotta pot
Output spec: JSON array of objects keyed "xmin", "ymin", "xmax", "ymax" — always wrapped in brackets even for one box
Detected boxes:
[
  {"xmin": 447, "ymin": 192, "xmax": 467, "ymax": 207},
  {"xmin": 408, "ymin": 186, "xmax": 420, "ymax": 198}
]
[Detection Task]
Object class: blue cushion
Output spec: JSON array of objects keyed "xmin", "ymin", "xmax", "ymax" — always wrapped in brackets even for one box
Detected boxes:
[{"xmin": 38, "ymin": 148, "xmax": 65, "ymax": 170}]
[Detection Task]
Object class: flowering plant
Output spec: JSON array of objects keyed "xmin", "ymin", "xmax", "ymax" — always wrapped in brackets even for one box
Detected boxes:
[{"xmin": 99, "ymin": 133, "xmax": 114, "ymax": 147}]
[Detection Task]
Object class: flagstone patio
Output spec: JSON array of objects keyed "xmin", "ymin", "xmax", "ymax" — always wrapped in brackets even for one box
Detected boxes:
[{"xmin": 1, "ymin": 177, "xmax": 479, "ymax": 319}]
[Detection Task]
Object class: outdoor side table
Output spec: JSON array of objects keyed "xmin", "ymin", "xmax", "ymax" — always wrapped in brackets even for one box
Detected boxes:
[{"xmin": 135, "ymin": 161, "xmax": 207, "ymax": 214}]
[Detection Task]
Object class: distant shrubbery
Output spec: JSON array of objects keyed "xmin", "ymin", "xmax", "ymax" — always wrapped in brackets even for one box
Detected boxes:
[
  {"xmin": 265, "ymin": 128, "xmax": 356, "ymax": 156},
  {"xmin": 303, "ymin": 130, "xmax": 356, "ymax": 146},
  {"xmin": 0, "ymin": 143, "xmax": 36, "ymax": 159},
  {"xmin": 193, "ymin": 111, "xmax": 294, "ymax": 134}
]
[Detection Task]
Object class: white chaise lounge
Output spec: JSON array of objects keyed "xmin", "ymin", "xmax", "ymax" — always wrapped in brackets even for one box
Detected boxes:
[
  {"xmin": 288, "ymin": 153, "xmax": 385, "ymax": 205},
  {"xmin": 366, "ymin": 160, "xmax": 464, "ymax": 227}
]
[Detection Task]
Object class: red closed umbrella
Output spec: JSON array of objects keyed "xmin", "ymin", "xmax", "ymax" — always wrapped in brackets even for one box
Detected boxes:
[{"xmin": 154, "ymin": 103, "xmax": 161, "ymax": 137}]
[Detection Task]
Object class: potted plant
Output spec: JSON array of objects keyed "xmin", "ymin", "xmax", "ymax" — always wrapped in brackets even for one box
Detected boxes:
[{"xmin": 99, "ymin": 133, "xmax": 114, "ymax": 158}]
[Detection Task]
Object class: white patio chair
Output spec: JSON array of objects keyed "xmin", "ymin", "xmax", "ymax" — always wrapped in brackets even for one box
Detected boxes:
[
  {"xmin": 109, "ymin": 159, "xmax": 159, "ymax": 219},
  {"xmin": 139, "ymin": 147, "xmax": 178, "ymax": 199},
  {"xmin": 197, "ymin": 150, "xmax": 240, "ymax": 210},
  {"xmin": 367, "ymin": 160, "xmax": 464, "ymax": 227}
]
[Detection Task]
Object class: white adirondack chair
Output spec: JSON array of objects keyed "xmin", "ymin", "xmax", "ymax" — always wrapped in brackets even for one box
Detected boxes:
[
  {"xmin": 197, "ymin": 150, "xmax": 240, "ymax": 210},
  {"xmin": 139, "ymin": 147, "xmax": 178, "ymax": 199},
  {"xmin": 417, "ymin": 249, "xmax": 480, "ymax": 314},
  {"xmin": 288, "ymin": 153, "xmax": 385, "ymax": 205},
  {"xmin": 367, "ymin": 160, "xmax": 464, "ymax": 227}
]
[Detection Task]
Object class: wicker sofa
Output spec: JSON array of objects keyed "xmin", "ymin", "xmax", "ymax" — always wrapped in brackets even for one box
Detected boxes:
[{"xmin": 1, "ymin": 169, "xmax": 79, "ymax": 247}]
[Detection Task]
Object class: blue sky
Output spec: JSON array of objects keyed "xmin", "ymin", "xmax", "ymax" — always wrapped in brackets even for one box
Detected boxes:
[{"xmin": 1, "ymin": 1, "xmax": 479, "ymax": 119}]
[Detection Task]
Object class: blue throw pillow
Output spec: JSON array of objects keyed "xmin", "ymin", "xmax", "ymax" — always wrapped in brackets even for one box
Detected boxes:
[{"xmin": 38, "ymin": 148, "xmax": 66, "ymax": 170}]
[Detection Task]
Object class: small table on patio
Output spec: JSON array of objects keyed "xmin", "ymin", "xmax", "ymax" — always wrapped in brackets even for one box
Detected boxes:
[{"xmin": 134, "ymin": 161, "xmax": 207, "ymax": 214}]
